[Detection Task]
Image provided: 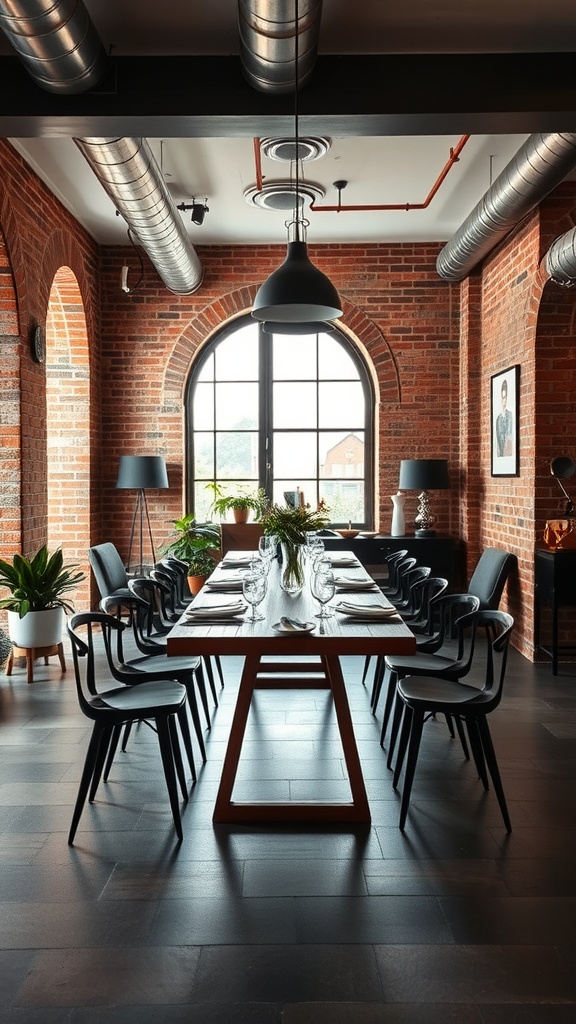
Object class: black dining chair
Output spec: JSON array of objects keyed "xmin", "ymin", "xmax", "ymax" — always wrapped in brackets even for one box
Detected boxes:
[
  {"xmin": 88, "ymin": 542, "xmax": 132, "ymax": 608},
  {"xmin": 399, "ymin": 575, "xmax": 449, "ymax": 634},
  {"xmin": 389, "ymin": 565, "xmax": 431, "ymax": 614},
  {"xmin": 377, "ymin": 593, "xmax": 481, "ymax": 763},
  {"xmin": 392, "ymin": 610, "xmax": 514, "ymax": 832},
  {"xmin": 100, "ymin": 592, "xmax": 209, "ymax": 761},
  {"xmin": 67, "ymin": 612, "xmax": 192, "ymax": 845},
  {"xmin": 467, "ymin": 547, "xmax": 516, "ymax": 610},
  {"xmin": 155, "ymin": 564, "xmax": 226, "ymax": 694}
]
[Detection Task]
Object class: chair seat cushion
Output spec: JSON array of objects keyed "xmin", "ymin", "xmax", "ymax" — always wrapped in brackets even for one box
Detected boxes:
[
  {"xmin": 91, "ymin": 679, "xmax": 187, "ymax": 713},
  {"xmin": 124, "ymin": 655, "xmax": 200, "ymax": 675},
  {"xmin": 385, "ymin": 651, "xmax": 459, "ymax": 674},
  {"xmin": 398, "ymin": 675, "xmax": 483, "ymax": 705}
]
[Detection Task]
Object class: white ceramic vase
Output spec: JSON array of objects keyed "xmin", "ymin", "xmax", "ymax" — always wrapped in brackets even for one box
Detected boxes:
[
  {"xmin": 390, "ymin": 492, "xmax": 406, "ymax": 537},
  {"xmin": 7, "ymin": 607, "xmax": 64, "ymax": 648}
]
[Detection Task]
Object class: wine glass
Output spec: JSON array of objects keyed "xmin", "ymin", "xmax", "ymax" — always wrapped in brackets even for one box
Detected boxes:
[
  {"xmin": 242, "ymin": 571, "xmax": 267, "ymax": 622},
  {"xmin": 307, "ymin": 534, "xmax": 325, "ymax": 564},
  {"xmin": 258, "ymin": 534, "xmax": 276, "ymax": 564},
  {"xmin": 311, "ymin": 566, "xmax": 336, "ymax": 619}
]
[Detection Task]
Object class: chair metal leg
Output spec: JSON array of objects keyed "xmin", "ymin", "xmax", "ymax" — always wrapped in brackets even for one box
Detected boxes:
[
  {"xmin": 386, "ymin": 689, "xmax": 404, "ymax": 769},
  {"xmin": 379, "ymin": 667, "xmax": 397, "ymax": 743},
  {"xmin": 89, "ymin": 724, "xmax": 114, "ymax": 802},
  {"xmin": 399, "ymin": 707, "xmax": 425, "ymax": 831},
  {"xmin": 177, "ymin": 704, "xmax": 197, "ymax": 782},
  {"xmin": 361, "ymin": 655, "xmax": 373, "ymax": 689},
  {"xmin": 155, "ymin": 715, "xmax": 183, "ymax": 842},
  {"xmin": 68, "ymin": 725, "xmax": 104, "ymax": 846},
  {"xmin": 202, "ymin": 656, "xmax": 218, "ymax": 706},
  {"xmin": 169, "ymin": 715, "xmax": 189, "ymax": 803},
  {"xmin": 183, "ymin": 680, "xmax": 207, "ymax": 762},
  {"xmin": 194, "ymin": 661, "xmax": 212, "ymax": 730},
  {"xmin": 121, "ymin": 721, "xmax": 133, "ymax": 751},
  {"xmin": 476, "ymin": 714, "xmax": 512, "ymax": 832},
  {"xmin": 465, "ymin": 716, "xmax": 488, "ymax": 788},
  {"xmin": 103, "ymin": 723, "xmax": 122, "ymax": 782},
  {"xmin": 370, "ymin": 657, "xmax": 385, "ymax": 713},
  {"xmin": 392, "ymin": 703, "xmax": 412, "ymax": 790},
  {"xmin": 453, "ymin": 715, "xmax": 470, "ymax": 760},
  {"xmin": 214, "ymin": 655, "xmax": 225, "ymax": 688}
]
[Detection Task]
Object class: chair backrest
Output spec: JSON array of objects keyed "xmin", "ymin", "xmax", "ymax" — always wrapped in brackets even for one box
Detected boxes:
[
  {"xmin": 423, "ymin": 592, "xmax": 480, "ymax": 658},
  {"xmin": 88, "ymin": 543, "xmax": 128, "ymax": 599},
  {"xmin": 67, "ymin": 611, "xmax": 126, "ymax": 714},
  {"xmin": 126, "ymin": 578, "xmax": 170, "ymax": 652},
  {"xmin": 397, "ymin": 565, "xmax": 431, "ymax": 607},
  {"xmin": 160, "ymin": 557, "xmax": 192, "ymax": 603},
  {"xmin": 468, "ymin": 548, "xmax": 516, "ymax": 610},
  {"xmin": 409, "ymin": 575, "xmax": 449, "ymax": 631},
  {"xmin": 467, "ymin": 609, "xmax": 514, "ymax": 711}
]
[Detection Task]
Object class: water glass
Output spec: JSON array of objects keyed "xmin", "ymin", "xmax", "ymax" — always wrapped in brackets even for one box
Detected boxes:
[
  {"xmin": 242, "ymin": 571, "xmax": 267, "ymax": 622},
  {"xmin": 311, "ymin": 566, "xmax": 336, "ymax": 619}
]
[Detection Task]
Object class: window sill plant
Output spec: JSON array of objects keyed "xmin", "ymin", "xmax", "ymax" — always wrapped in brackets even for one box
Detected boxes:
[
  {"xmin": 0, "ymin": 545, "xmax": 85, "ymax": 647},
  {"xmin": 209, "ymin": 485, "xmax": 268, "ymax": 524},
  {"xmin": 161, "ymin": 515, "xmax": 220, "ymax": 594}
]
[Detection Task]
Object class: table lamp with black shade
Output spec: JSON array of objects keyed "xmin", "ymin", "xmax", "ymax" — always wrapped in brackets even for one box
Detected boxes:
[
  {"xmin": 116, "ymin": 455, "xmax": 169, "ymax": 574},
  {"xmin": 399, "ymin": 459, "xmax": 450, "ymax": 536}
]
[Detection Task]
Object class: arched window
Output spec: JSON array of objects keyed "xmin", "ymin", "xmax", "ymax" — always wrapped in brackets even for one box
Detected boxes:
[{"xmin": 186, "ymin": 315, "xmax": 374, "ymax": 527}]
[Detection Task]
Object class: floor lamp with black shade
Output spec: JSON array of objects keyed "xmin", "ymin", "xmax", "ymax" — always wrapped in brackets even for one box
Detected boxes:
[{"xmin": 116, "ymin": 455, "xmax": 169, "ymax": 574}]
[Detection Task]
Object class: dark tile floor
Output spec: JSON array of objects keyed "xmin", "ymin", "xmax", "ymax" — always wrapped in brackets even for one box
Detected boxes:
[{"xmin": 1, "ymin": 633, "xmax": 576, "ymax": 1022}]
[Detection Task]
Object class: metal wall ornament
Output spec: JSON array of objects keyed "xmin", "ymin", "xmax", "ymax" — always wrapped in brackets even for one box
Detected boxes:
[
  {"xmin": 30, "ymin": 323, "xmax": 45, "ymax": 364},
  {"xmin": 491, "ymin": 365, "xmax": 520, "ymax": 477}
]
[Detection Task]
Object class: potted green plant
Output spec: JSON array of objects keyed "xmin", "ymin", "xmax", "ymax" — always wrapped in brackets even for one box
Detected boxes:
[
  {"xmin": 262, "ymin": 501, "xmax": 330, "ymax": 594},
  {"xmin": 0, "ymin": 545, "xmax": 85, "ymax": 647},
  {"xmin": 161, "ymin": 515, "xmax": 220, "ymax": 594},
  {"xmin": 209, "ymin": 485, "xmax": 268, "ymax": 524}
]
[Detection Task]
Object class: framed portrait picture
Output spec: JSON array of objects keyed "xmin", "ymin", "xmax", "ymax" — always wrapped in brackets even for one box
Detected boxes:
[{"xmin": 491, "ymin": 365, "xmax": 520, "ymax": 477}]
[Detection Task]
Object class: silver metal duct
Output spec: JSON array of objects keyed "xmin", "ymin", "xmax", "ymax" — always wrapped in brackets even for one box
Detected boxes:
[
  {"xmin": 437, "ymin": 133, "xmax": 576, "ymax": 282},
  {"xmin": 74, "ymin": 138, "xmax": 203, "ymax": 295},
  {"xmin": 238, "ymin": 0, "xmax": 322, "ymax": 94},
  {"xmin": 0, "ymin": 0, "xmax": 107, "ymax": 94},
  {"xmin": 545, "ymin": 228, "xmax": 576, "ymax": 286}
]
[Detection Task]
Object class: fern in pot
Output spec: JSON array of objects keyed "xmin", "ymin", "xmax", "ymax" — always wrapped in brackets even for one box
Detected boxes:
[
  {"xmin": 0, "ymin": 545, "xmax": 85, "ymax": 648},
  {"xmin": 161, "ymin": 515, "xmax": 220, "ymax": 594}
]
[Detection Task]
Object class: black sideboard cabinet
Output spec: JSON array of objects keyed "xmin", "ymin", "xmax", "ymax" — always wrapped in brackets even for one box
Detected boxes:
[
  {"xmin": 322, "ymin": 534, "xmax": 458, "ymax": 585},
  {"xmin": 534, "ymin": 548, "xmax": 576, "ymax": 674}
]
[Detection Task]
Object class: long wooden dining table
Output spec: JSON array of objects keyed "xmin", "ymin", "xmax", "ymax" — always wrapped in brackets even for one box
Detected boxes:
[{"xmin": 166, "ymin": 550, "xmax": 416, "ymax": 824}]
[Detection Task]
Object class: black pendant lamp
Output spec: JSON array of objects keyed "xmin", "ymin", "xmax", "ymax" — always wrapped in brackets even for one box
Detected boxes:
[{"xmin": 252, "ymin": 1, "xmax": 342, "ymax": 327}]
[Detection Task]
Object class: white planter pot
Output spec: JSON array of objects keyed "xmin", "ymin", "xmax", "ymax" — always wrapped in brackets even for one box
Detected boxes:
[{"xmin": 7, "ymin": 608, "xmax": 64, "ymax": 648}]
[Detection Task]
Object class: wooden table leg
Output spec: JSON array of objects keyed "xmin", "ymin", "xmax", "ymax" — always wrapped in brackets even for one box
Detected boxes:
[{"xmin": 212, "ymin": 652, "xmax": 371, "ymax": 824}]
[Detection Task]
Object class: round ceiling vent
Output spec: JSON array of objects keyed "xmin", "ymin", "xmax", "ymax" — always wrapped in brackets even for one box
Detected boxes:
[
  {"xmin": 260, "ymin": 137, "xmax": 331, "ymax": 163},
  {"xmin": 244, "ymin": 180, "xmax": 325, "ymax": 212}
]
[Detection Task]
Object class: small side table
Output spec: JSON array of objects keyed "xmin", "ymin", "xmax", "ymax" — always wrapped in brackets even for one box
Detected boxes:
[{"xmin": 5, "ymin": 643, "xmax": 66, "ymax": 684}]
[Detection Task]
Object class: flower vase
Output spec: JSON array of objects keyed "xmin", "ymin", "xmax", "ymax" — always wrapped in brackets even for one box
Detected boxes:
[
  {"xmin": 390, "ymin": 492, "xmax": 406, "ymax": 537},
  {"xmin": 279, "ymin": 542, "xmax": 306, "ymax": 595}
]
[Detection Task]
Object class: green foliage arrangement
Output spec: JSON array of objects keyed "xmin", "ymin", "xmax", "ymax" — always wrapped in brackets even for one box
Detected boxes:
[
  {"xmin": 0, "ymin": 545, "xmax": 85, "ymax": 618},
  {"xmin": 261, "ymin": 502, "xmax": 330, "ymax": 545},
  {"xmin": 161, "ymin": 515, "xmax": 220, "ymax": 576},
  {"xmin": 209, "ymin": 485, "xmax": 268, "ymax": 522}
]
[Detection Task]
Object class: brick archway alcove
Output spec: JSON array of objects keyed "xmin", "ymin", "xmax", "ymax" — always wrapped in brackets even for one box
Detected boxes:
[{"xmin": 46, "ymin": 267, "xmax": 91, "ymax": 609}]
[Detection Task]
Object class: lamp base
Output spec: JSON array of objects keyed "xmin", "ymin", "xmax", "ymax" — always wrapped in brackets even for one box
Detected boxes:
[{"xmin": 415, "ymin": 528, "xmax": 437, "ymax": 537}]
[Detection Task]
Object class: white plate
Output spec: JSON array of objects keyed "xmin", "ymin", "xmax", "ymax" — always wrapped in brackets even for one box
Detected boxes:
[{"xmin": 271, "ymin": 620, "xmax": 316, "ymax": 635}]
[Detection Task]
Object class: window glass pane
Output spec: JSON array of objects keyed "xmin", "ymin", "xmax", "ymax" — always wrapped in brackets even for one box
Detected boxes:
[
  {"xmin": 215, "ymin": 383, "xmax": 258, "ymax": 429},
  {"xmin": 215, "ymin": 323, "xmax": 259, "ymax": 380},
  {"xmin": 196, "ymin": 352, "xmax": 214, "ymax": 382},
  {"xmin": 193, "ymin": 382, "xmax": 214, "ymax": 430},
  {"xmin": 320, "ymin": 480, "xmax": 365, "ymax": 524},
  {"xmin": 319, "ymin": 335, "xmax": 359, "ymax": 380},
  {"xmin": 194, "ymin": 482, "xmax": 214, "ymax": 523},
  {"xmin": 319, "ymin": 381, "xmax": 364, "ymax": 428},
  {"xmin": 273, "ymin": 382, "xmax": 317, "ymax": 428},
  {"xmin": 216, "ymin": 432, "xmax": 259, "ymax": 478},
  {"xmin": 273, "ymin": 334, "xmax": 317, "ymax": 380},
  {"xmin": 273, "ymin": 431, "xmax": 317, "ymax": 478},
  {"xmin": 193, "ymin": 432, "xmax": 214, "ymax": 478},
  {"xmin": 320, "ymin": 431, "xmax": 365, "ymax": 478}
]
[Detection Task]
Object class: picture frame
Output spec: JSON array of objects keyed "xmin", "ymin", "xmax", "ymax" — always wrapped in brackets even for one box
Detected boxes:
[{"xmin": 491, "ymin": 364, "xmax": 520, "ymax": 477}]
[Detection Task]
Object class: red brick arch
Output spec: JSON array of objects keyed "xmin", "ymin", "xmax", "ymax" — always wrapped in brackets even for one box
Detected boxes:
[{"xmin": 160, "ymin": 286, "xmax": 401, "ymax": 410}]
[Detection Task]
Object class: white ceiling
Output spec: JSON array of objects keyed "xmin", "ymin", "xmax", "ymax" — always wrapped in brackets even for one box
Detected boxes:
[{"xmin": 5, "ymin": 0, "xmax": 575, "ymax": 246}]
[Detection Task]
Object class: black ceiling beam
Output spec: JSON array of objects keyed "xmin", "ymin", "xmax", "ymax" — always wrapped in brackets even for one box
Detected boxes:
[{"xmin": 1, "ymin": 53, "xmax": 576, "ymax": 136}]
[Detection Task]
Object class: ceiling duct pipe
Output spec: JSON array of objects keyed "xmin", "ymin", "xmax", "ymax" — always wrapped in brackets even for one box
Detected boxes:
[
  {"xmin": 0, "ymin": 0, "xmax": 107, "ymax": 93},
  {"xmin": 238, "ymin": 0, "xmax": 322, "ymax": 94},
  {"xmin": 545, "ymin": 228, "xmax": 576, "ymax": 286},
  {"xmin": 437, "ymin": 133, "xmax": 576, "ymax": 282},
  {"xmin": 73, "ymin": 138, "xmax": 203, "ymax": 295}
]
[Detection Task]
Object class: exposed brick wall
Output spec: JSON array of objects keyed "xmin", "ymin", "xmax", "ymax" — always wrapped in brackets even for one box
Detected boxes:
[{"xmin": 2, "ymin": 139, "xmax": 576, "ymax": 660}]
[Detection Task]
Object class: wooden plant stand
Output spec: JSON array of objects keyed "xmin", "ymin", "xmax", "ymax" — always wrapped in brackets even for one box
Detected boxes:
[{"xmin": 5, "ymin": 643, "xmax": 66, "ymax": 684}]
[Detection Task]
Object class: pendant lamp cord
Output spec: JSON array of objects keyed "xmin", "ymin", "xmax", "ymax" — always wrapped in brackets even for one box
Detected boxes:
[{"xmin": 294, "ymin": 0, "xmax": 300, "ymax": 242}]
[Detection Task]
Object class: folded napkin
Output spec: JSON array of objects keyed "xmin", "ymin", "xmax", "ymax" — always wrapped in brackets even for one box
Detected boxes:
[
  {"xmin": 222, "ymin": 556, "xmax": 253, "ymax": 568},
  {"xmin": 334, "ymin": 576, "xmax": 378, "ymax": 591},
  {"xmin": 205, "ymin": 577, "xmax": 245, "ymax": 591},
  {"xmin": 336, "ymin": 600, "xmax": 400, "ymax": 621},
  {"xmin": 279, "ymin": 616, "xmax": 313, "ymax": 632},
  {"xmin": 185, "ymin": 599, "xmax": 245, "ymax": 620},
  {"xmin": 328, "ymin": 556, "xmax": 357, "ymax": 567}
]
